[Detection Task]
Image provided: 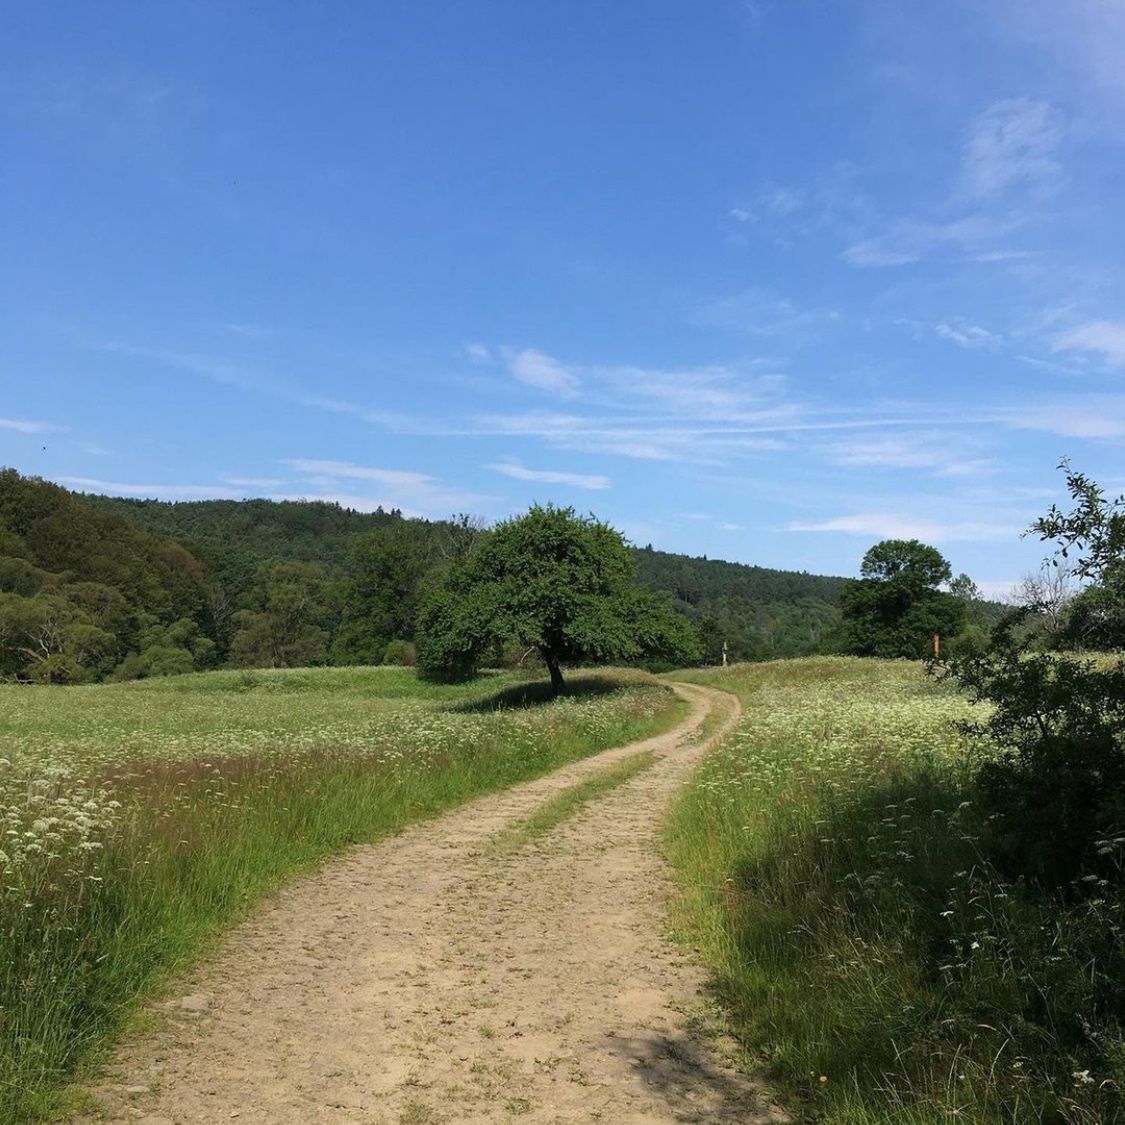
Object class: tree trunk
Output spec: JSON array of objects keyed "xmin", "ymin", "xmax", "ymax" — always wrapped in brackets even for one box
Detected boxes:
[{"xmin": 543, "ymin": 650, "xmax": 566, "ymax": 697}]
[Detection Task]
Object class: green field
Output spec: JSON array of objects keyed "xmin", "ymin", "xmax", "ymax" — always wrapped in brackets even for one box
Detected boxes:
[
  {"xmin": 0, "ymin": 665, "xmax": 685, "ymax": 1122},
  {"xmin": 667, "ymin": 658, "xmax": 1122, "ymax": 1124}
]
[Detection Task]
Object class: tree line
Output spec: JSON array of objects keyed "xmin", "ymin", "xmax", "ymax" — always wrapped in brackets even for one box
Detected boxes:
[
  {"xmin": 0, "ymin": 470, "xmax": 848, "ymax": 682},
  {"xmin": 10, "ymin": 464, "xmax": 1107, "ymax": 685}
]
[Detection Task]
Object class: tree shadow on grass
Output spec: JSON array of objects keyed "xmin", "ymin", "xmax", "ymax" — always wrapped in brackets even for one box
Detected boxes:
[{"xmin": 453, "ymin": 673, "xmax": 624, "ymax": 713}]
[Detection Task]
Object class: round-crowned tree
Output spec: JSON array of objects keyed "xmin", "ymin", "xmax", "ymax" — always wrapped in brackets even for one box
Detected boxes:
[
  {"xmin": 415, "ymin": 504, "xmax": 700, "ymax": 694},
  {"xmin": 836, "ymin": 538, "xmax": 966, "ymax": 658}
]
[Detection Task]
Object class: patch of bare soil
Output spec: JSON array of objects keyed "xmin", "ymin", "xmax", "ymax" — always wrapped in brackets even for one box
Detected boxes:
[{"xmin": 78, "ymin": 683, "xmax": 785, "ymax": 1124}]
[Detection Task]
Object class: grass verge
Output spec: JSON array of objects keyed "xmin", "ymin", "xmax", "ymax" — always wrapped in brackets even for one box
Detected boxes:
[
  {"xmin": 666, "ymin": 657, "xmax": 1124, "ymax": 1124},
  {"xmin": 0, "ymin": 666, "xmax": 684, "ymax": 1123},
  {"xmin": 487, "ymin": 750, "xmax": 657, "ymax": 856}
]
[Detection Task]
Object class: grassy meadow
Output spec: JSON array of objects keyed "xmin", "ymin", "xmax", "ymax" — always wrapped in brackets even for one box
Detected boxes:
[
  {"xmin": 667, "ymin": 658, "xmax": 1124, "ymax": 1124},
  {"xmin": 0, "ymin": 664, "xmax": 685, "ymax": 1122}
]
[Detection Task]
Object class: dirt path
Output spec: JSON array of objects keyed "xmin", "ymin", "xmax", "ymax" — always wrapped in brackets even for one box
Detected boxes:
[{"xmin": 81, "ymin": 683, "xmax": 784, "ymax": 1125}]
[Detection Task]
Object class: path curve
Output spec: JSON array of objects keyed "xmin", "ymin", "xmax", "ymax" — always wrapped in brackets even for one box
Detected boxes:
[{"xmin": 80, "ymin": 682, "xmax": 784, "ymax": 1125}]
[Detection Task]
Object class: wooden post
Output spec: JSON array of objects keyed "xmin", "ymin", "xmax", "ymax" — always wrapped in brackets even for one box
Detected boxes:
[
  {"xmin": 722, "ymin": 640, "xmax": 729, "ymax": 668},
  {"xmin": 933, "ymin": 633, "xmax": 941, "ymax": 659}
]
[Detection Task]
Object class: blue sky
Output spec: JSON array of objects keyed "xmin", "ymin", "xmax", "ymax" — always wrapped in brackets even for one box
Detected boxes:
[{"xmin": 3, "ymin": 2, "xmax": 1125, "ymax": 593}]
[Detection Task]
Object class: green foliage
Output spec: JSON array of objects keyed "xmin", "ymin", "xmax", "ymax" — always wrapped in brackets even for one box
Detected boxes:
[
  {"xmin": 8, "ymin": 471, "xmax": 948, "ymax": 679},
  {"xmin": 1032, "ymin": 461, "xmax": 1125, "ymax": 652},
  {"xmin": 98, "ymin": 490, "xmax": 850, "ymax": 669},
  {"xmin": 381, "ymin": 638, "xmax": 417, "ymax": 666},
  {"xmin": 333, "ymin": 523, "xmax": 437, "ymax": 662},
  {"xmin": 0, "ymin": 470, "xmax": 213, "ymax": 682},
  {"xmin": 946, "ymin": 463, "xmax": 1125, "ymax": 892},
  {"xmin": 669, "ymin": 658, "xmax": 1124, "ymax": 1123},
  {"xmin": 835, "ymin": 538, "xmax": 966, "ymax": 658},
  {"xmin": 417, "ymin": 505, "xmax": 701, "ymax": 692},
  {"xmin": 228, "ymin": 561, "xmax": 333, "ymax": 668},
  {"xmin": 1063, "ymin": 580, "xmax": 1125, "ymax": 650},
  {"xmin": 633, "ymin": 545, "xmax": 844, "ymax": 661}
]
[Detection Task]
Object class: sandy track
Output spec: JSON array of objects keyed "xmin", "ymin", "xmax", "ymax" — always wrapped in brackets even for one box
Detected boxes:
[{"xmin": 80, "ymin": 682, "xmax": 784, "ymax": 1125}]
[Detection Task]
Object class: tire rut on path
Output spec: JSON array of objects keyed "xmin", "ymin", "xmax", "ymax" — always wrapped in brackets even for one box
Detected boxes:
[{"xmin": 79, "ymin": 682, "xmax": 785, "ymax": 1125}]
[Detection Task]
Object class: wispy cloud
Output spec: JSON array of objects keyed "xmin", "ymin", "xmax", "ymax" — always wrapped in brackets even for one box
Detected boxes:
[
  {"xmin": 1052, "ymin": 320, "xmax": 1125, "ymax": 368},
  {"xmin": 962, "ymin": 98, "xmax": 1064, "ymax": 198},
  {"xmin": 56, "ymin": 476, "xmax": 247, "ymax": 501},
  {"xmin": 843, "ymin": 215, "xmax": 1019, "ymax": 268},
  {"xmin": 0, "ymin": 416, "xmax": 67, "ymax": 435},
  {"xmin": 96, "ymin": 340, "xmax": 257, "ymax": 389},
  {"xmin": 695, "ymin": 289, "xmax": 839, "ymax": 336},
  {"xmin": 283, "ymin": 459, "xmax": 492, "ymax": 515},
  {"xmin": 224, "ymin": 476, "xmax": 285, "ymax": 488},
  {"xmin": 980, "ymin": 1, "xmax": 1125, "ymax": 122},
  {"xmin": 463, "ymin": 342, "xmax": 491, "ymax": 362},
  {"xmin": 729, "ymin": 183, "xmax": 804, "ymax": 224},
  {"xmin": 842, "ymin": 98, "xmax": 1060, "ymax": 270},
  {"xmin": 95, "ymin": 339, "xmax": 409, "ymax": 428},
  {"xmin": 506, "ymin": 348, "xmax": 581, "ymax": 397},
  {"xmin": 1012, "ymin": 395, "xmax": 1125, "ymax": 438},
  {"xmin": 934, "ymin": 319, "xmax": 1002, "ymax": 349},
  {"xmin": 487, "ymin": 460, "xmax": 609, "ymax": 490},
  {"xmin": 823, "ymin": 433, "xmax": 994, "ymax": 477},
  {"xmin": 787, "ymin": 512, "xmax": 1018, "ymax": 542}
]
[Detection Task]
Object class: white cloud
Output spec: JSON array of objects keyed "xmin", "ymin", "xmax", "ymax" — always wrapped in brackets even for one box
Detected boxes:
[
  {"xmin": 463, "ymin": 342, "xmax": 491, "ymax": 362},
  {"xmin": 0, "ymin": 416, "xmax": 66, "ymax": 434},
  {"xmin": 56, "ymin": 477, "xmax": 246, "ymax": 501},
  {"xmin": 934, "ymin": 320, "xmax": 1002, "ymax": 349},
  {"xmin": 487, "ymin": 460, "xmax": 609, "ymax": 490},
  {"xmin": 728, "ymin": 184, "xmax": 803, "ymax": 224},
  {"xmin": 824, "ymin": 434, "xmax": 993, "ymax": 477},
  {"xmin": 1012, "ymin": 396, "xmax": 1125, "ymax": 438},
  {"xmin": 787, "ymin": 513, "xmax": 1017, "ymax": 542},
  {"xmin": 842, "ymin": 215, "xmax": 1018, "ymax": 268},
  {"xmin": 979, "ymin": 2, "xmax": 1125, "ymax": 121},
  {"xmin": 507, "ymin": 348, "xmax": 581, "ymax": 397},
  {"xmin": 962, "ymin": 98, "xmax": 1064, "ymax": 198},
  {"xmin": 1052, "ymin": 320, "xmax": 1125, "ymax": 368},
  {"xmin": 94, "ymin": 340, "xmax": 409, "ymax": 429},
  {"xmin": 283, "ymin": 459, "xmax": 490, "ymax": 515},
  {"xmin": 224, "ymin": 476, "xmax": 285, "ymax": 487},
  {"xmin": 695, "ymin": 289, "xmax": 839, "ymax": 336}
]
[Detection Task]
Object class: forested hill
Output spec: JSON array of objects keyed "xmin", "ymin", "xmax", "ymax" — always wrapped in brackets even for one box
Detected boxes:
[
  {"xmin": 633, "ymin": 547, "xmax": 844, "ymax": 662},
  {"xmin": 81, "ymin": 495, "xmax": 406, "ymax": 596},
  {"xmin": 89, "ymin": 494, "xmax": 845, "ymax": 665},
  {"xmin": 1, "ymin": 470, "xmax": 846, "ymax": 681}
]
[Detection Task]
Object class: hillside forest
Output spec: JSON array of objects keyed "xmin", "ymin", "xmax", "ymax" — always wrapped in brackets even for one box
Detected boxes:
[{"xmin": 0, "ymin": 467, "xmax": 1016, "ymax": 684}]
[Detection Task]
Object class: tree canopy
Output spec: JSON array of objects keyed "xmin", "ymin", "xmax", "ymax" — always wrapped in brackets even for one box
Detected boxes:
[
  {"xmin": 1031, "ymin": 461, "xmax": 1125, "ymax": 652},
  {"xmin": 416, "ymin": 505, "xmax": 700, "ymax": 693},
  {"xmin": 835, "ymin": 538, "xmax": 966, "ymax": 659}
]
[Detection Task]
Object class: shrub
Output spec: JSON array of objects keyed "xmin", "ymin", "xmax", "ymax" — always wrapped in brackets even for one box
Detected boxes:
[{"xmin": 381, "ymin": 639, "xmax": 416, "ymax": 666}]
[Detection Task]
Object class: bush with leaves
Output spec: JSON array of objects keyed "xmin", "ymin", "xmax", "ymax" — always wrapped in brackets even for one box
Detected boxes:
[{"xmin": 945, "ymin": 462, "xmax": 1125, "ymax": 890}]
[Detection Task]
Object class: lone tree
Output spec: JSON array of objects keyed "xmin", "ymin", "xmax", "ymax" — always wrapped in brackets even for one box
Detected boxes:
[
  {"xmin": 416, "ymin": 504, "xmax": 700, "ymax": 694},
  {"xmin": 836, "ymin": 538, "xmax": 966, "ymax": 658}
]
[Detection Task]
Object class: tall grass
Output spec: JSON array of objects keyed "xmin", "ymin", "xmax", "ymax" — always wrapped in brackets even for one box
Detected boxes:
[
  {"xmin": 0, "ymin": 665, "xmax": 684, "ymax": 1122},
  {"xmin": 667, "ymin": 658, "xmax": 1125, "ymax": 1123}
]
